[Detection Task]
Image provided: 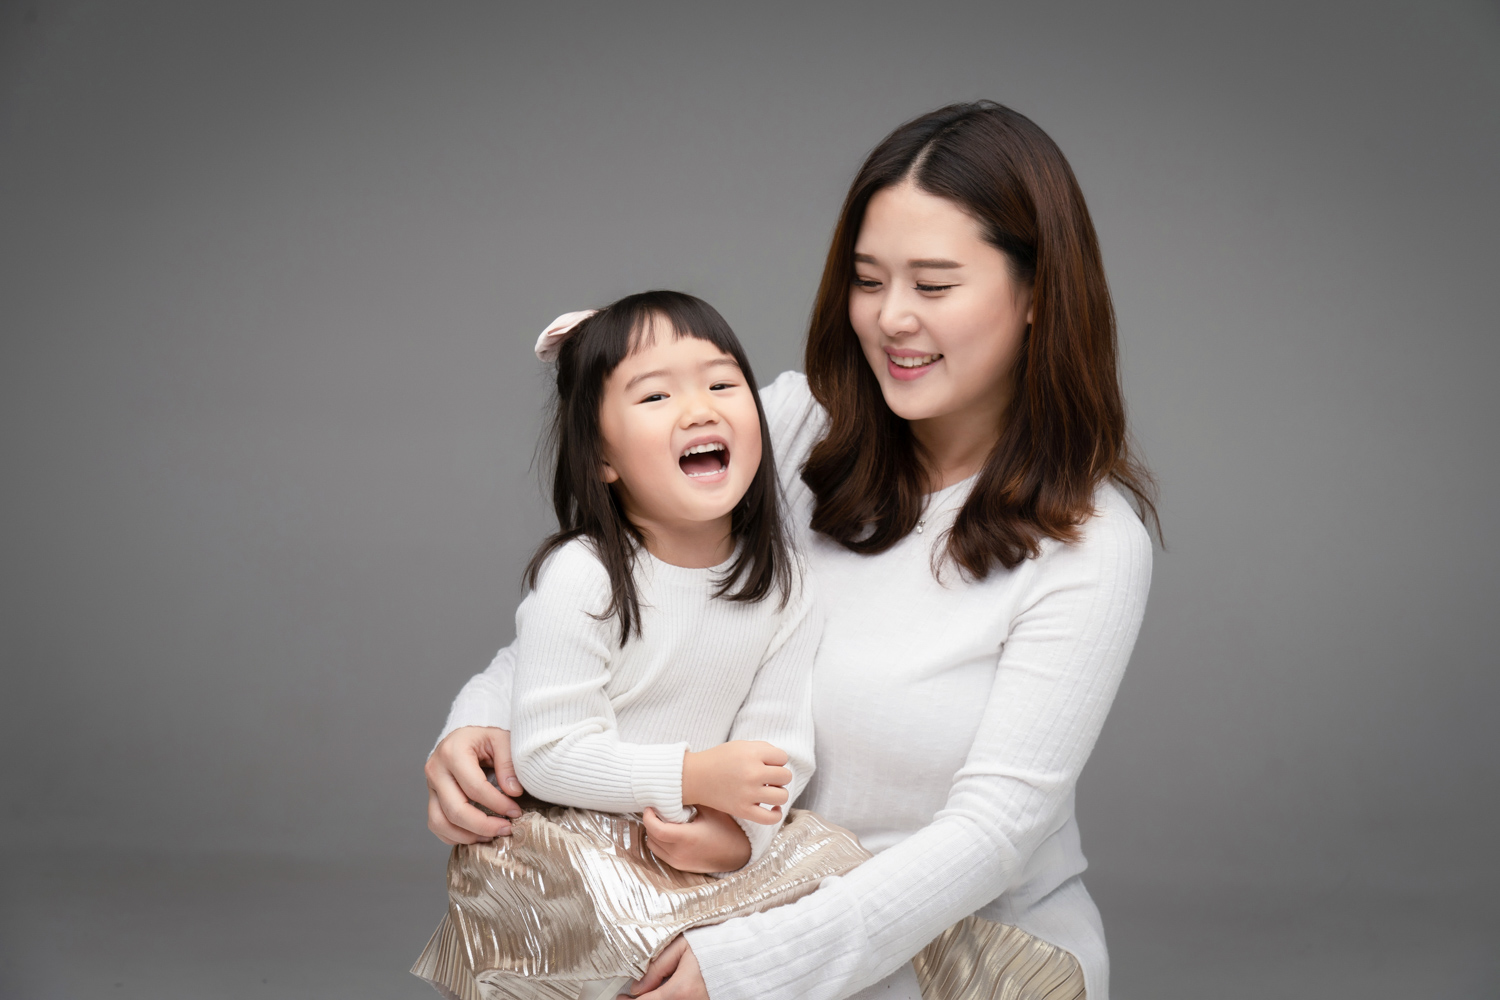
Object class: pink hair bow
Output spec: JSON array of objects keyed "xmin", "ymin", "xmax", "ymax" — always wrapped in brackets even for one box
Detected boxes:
[{"xmin": 534, "ymin": 309, "xmax": 599, "ymax": 362}]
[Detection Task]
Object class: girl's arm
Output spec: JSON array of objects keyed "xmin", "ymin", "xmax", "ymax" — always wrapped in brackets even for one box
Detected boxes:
[
  {"xmin": 675, "ymin": 505, "xmax": 1152, "ymax": 1000},
  {"xmin": 509, "ymin": 543, "xmax": 695, "ymax": 819},
  {"xmin": 719, "ymin": 577, "xmax": 822, "ymax": 863}
]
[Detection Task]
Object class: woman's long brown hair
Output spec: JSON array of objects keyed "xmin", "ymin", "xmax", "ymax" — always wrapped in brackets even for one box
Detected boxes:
[{"xmin": 802, "ymin": 102, "xmax": 1158, "ymax": 575}]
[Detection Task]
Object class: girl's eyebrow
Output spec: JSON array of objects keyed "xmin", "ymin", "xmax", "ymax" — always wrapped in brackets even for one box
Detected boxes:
[
  {"xmin": 624, "ymin": 357, "xmax": 741, "ymax": 391},
  {"xmin": 624, "ymin": 369, "xmax": 669, "ymax": 390}
]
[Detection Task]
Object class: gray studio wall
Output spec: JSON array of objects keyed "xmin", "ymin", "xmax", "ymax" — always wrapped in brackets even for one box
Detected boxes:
[{"xmin": 2, "ymin": 0, "xmax": 1496, "ymax": 895}]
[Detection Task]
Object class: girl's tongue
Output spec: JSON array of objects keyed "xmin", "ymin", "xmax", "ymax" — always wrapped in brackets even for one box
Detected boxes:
[{"xmin": 679, "ymin": 449, "xmax": 727, "ymax": 477}]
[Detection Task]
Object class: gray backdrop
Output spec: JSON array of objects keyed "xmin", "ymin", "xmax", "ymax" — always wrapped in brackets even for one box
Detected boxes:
[{"xmin": 2, "ymin": 0, "xmax": 1498, "ymax": 994}]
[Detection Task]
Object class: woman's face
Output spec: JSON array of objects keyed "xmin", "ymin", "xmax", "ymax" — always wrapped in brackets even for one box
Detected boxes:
[{"xmin": 849, "ymin": 180, "xmax": 1033, "ymax": 434}]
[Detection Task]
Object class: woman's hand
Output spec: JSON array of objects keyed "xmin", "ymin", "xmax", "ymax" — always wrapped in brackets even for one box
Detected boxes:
[
  {"xmin": 681, "ymin": 740, "xmax": 791, "ymax": 825},
  {"xmin": 424, "ymin": 725, "xmax": 524, "ymax": 844},
  {"xmin": 642, "ymin": 805, "xmax": 751, "ymax": 874},
  {"xmin": 624, "ymin": 936, "xmax": 707, "ymax": 1000}
]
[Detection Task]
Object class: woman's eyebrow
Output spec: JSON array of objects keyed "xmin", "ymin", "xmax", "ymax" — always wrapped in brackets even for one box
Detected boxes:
[{"xmin": 852, "ymin": 252, "xmax": 962, "ymax": 269}]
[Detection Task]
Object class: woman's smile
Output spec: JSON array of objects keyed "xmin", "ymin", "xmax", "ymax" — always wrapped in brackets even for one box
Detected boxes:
[{"xmin": 885, "ymin": 349, "xmax": 944, "ymax": 380}]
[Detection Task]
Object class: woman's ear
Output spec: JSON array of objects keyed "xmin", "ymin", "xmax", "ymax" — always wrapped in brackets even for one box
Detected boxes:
[{"xmin": 600, "ymin": 460, "xmax": 620, "ymax": 484}]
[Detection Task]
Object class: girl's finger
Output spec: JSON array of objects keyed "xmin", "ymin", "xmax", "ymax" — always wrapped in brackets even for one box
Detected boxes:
[
  {"xmin": 643, "ymin": 808, "xmax": 693, "ymax": 845},
  {"xmin": 756, "ymin": 784, "xmax": 790, "ymax": 806},
  {"xmin": 758, "ymin": 764, "xmax": 793, "ymax": 787},
  {"xmin": 740, "ymin": 803, "xmax": 782, "ymax": 825}
]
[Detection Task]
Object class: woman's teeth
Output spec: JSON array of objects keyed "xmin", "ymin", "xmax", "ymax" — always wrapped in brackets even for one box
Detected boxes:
[{"xmin": 890, "ymin": 353, "xmax": 942, "ymax": 368}]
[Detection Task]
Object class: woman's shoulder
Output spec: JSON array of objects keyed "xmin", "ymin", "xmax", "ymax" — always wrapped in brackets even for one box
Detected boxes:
[
  {"xmin": 759, "ymin": 371, "xmax": 828, "ymax": 479},
  {"xmin": 1033, "ymin": 482, "xmax": 1153, "ymax": 589}
]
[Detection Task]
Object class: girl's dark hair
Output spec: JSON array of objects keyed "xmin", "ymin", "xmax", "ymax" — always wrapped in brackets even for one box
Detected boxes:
[
  {"xmin": 802, "ymin": 101, "xmax": 1159, "ymax": 575},
  {"xmin": 525, "ymin": 290, "xmax": 792, "ymax": 643}
]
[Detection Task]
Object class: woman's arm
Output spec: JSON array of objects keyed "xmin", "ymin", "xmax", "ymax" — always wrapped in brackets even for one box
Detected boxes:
[{"xmin": 675, "ymin": 506, "xmax": 1152, "ymax": 1000}]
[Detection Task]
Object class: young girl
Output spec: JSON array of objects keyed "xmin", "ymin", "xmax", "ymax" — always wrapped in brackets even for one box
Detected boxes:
[{"xmin": 414, "ymin": 291, "xmax": 865, "ymax": 1000}]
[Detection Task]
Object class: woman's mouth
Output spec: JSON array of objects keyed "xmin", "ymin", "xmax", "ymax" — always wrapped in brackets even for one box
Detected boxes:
[
  {"xmin": 887, "ymin": 352, "xmax": 943, "ymax": 381},
  {"xmin": 679, "ymin": 441, "xmax": 729, "ymax": 479}
]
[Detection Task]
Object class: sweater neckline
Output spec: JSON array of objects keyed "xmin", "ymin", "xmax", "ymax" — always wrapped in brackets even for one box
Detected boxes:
[{"xmin": 638, "ymin": 545, "xmax": 738, "ymax": 585}]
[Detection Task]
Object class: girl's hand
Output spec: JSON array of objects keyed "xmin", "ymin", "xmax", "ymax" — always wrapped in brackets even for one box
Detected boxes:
[
  {"xmin": 681, "ymin": 740, "xmax": 791, "ymax": 825},
  {"xmin": 642, "ymin": 805, "xmax": 751, "ymax": 874},
  {"xmin": 424, "ymin": 725, "xmax": 525, "ymax": 844},
  {"xmin": 624, "ymin": 936, "xmax": 707, "ymax": 1000}
]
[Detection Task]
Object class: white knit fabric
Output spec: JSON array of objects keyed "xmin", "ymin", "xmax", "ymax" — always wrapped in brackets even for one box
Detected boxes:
[
  {"xmin": 440, "ymin": 371, "xmax": 1151, "ymax": 1000},
  {"xmin": 454, "ymin": 538, "xmax": 819, "ymax": 864}
]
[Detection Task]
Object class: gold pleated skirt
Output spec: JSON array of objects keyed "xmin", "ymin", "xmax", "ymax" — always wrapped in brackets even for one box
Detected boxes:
[
  {"xmin": 914, "ymin": 915, "xmax": 1085, "ymax": 1000},
  {"xmin": 412, "ymin": 804, "xmax": 871, "ymax": 1000},
  {"xmin": 411, "ymin": 802, "xmax": 1084, "ymax": 1000}
]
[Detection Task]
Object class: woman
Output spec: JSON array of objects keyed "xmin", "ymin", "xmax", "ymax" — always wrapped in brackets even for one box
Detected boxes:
[{"xmin": 425, "ymin": 101, "xmax": 1156, "ymax": 1000}]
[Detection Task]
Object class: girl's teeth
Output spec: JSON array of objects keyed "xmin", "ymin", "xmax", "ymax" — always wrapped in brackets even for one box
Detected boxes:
[
  {"xmin": 682, "ymin": 443, "xmax": 725, "ymax": 456},
  {"xmin": 890, "ymin": 354, "xmax": 942, "ymax": 368}
]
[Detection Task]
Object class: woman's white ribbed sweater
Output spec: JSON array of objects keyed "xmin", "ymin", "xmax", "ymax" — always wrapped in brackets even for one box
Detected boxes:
[{"xmin": 440, "ymin": 372, "xmax": 1151, "ymax": 1000}]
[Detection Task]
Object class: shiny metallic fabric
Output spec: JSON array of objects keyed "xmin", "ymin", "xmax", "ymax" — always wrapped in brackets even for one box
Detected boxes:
[
  {"xmin": 411, "ymin": 804, "xmax": 871, "ymax": 1000},
  {"xmin": 914, "ymin": 915, "xmax": 1086, "ymax": 1000}
]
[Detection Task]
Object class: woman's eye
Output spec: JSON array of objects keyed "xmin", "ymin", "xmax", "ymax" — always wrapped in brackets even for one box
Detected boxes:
[
  {"xmin": 916, "ymin": 283, "xmax": 955, "ymax": 293},
  {"xmin": 852, "ymin": 277, "xmax": 881, "ymax": 289}
]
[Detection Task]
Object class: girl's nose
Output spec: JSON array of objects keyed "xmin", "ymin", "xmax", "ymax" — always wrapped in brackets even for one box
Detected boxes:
[{"xmin": 678, "ymin": 391, "xmax": 720, "ymax": 428}]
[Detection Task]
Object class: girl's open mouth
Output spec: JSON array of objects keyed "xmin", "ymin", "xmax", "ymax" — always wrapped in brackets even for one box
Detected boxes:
[{"xmin": 679, "ymin": 441, "xmax": 729, "ymax": 478}]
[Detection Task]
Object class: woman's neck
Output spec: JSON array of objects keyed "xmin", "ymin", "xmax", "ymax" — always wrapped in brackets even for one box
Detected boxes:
[
  {"xmin": 630, "ymin": 514, "xmax": 735, "ymax": 568},
  {"xmin": 909, "ymin": 405, "xmax": 1004, "ymax": 491}
]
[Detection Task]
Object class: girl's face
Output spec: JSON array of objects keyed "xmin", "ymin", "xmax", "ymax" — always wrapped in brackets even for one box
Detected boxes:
[
  {"xmin": 849, "ymin": 180, "xmax": 1034, "ymax": 434},
  {"xmin": 597, "ymin": 319, "xmax": 764, "ymax": 539}
]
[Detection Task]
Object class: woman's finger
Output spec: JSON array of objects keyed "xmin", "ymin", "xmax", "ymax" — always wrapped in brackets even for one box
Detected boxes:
[
  {"xmin": 431, "ymin": 770, "xmax": 512, "ymax": 838},
  {"xmin": 627, "ymin": 937, "xmax": 708, "ymax": 1000},
  {"xmin": 628, "ymin": 936, "xmax": 687, "ymax": 997},
  {"xmin": 427, "ymin": 790, "xmax": 506, "ymax": 843},
  {"xmin": 452, "ymin": 753, "xmax": 522, "ymax": 819}
]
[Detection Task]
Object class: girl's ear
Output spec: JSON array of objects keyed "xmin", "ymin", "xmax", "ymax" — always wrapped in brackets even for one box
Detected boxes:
[{"xmin": 600, "ymin": 460, "xmax": 620, "ymax": 484}]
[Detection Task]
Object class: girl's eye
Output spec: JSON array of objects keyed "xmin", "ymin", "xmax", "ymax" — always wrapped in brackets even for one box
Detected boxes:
[
  {"xmin": 916, "ymin": 283, "xmax": 955, "ymax": 293},
  {"xmin": 709, "ymin": 382, "xmax": 734, "ymax": 391},
  {"xmin": 640, "ymin": 392, "xmax": 668, "ymax": 403},
  {"xmin": 852, "ymin": 276, "xmax": 881, "ymax": 289}
]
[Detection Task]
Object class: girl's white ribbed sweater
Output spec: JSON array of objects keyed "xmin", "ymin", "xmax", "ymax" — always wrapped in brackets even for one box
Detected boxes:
[{"xmin": 452, "ymin": 537, "xmax": 820, "ymax": 863}]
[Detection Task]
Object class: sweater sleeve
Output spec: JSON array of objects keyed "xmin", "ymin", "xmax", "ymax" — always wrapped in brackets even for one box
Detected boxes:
[
  {"xmin": 436, "ymin": 643, "xmax": 517, "ymax": 746},
  {"xmin": 684, "ymin": 504, "xmax": 1152, "ymax": 1000},
  {"xmin": 725, "ymin": 575, "xmax": 822, "ymax": 863},
  {"xmin": 510, "ymin": 543, "xmax": 693, "ymax": 820}
]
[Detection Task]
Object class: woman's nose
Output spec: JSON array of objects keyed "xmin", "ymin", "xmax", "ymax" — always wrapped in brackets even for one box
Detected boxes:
[{"xmin": 878, "ymin": 287, "xmax": 920, "ymax": 338}]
